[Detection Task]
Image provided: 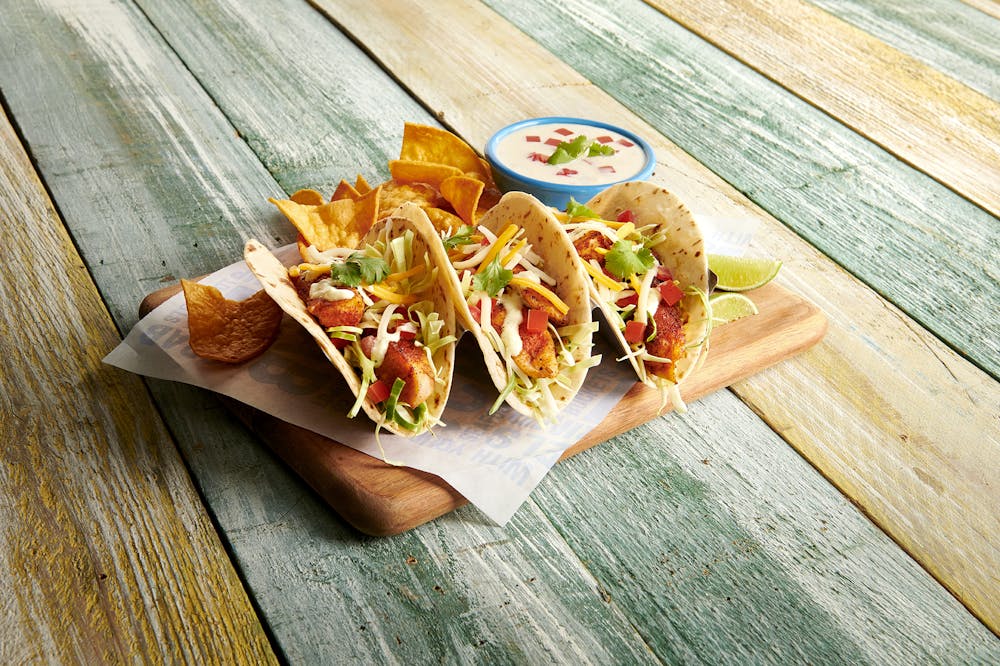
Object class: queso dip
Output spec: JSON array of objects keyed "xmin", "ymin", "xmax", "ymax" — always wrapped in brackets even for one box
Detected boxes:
[{"xmin": 492, "ymin": 122, "xmax": 648, "ymax": 186}]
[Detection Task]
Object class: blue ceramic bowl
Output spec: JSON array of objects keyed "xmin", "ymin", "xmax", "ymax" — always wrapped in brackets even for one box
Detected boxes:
[{"xmin": 485, "ymin": 117, "xmax": 655, "ymax": 210}]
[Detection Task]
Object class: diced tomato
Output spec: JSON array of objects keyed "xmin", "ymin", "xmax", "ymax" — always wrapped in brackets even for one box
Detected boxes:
[
  {"xmin": 616, "ymin": 209, "xmax": 635, "ymax": 223},
  {"xmin": 556, "ymin": 168, "xmax": 578, "ymax": 177},
  {"xmin": 397, "ymin": 326, "xmax": 417, "ymax": 341},
  {"xmin": 332, "ymin": 338, "xmax": 349, "ymax": 350},
  {"xmin": 656, "ymin": 265, "xmax": 674, "ymax": 282},
  {"xmin": 525, "ymin": 308, "xmax": 549, "ymax": 333},
  {"xmin": 529, "ymin": 152, "xmax": 548, "ymax": 162},
  {"xmin": 615, "ymin": 293, "xmax": 639, "ymax": 308},
  {"xmin": 658, "ymin": 280, "xmax": 684, "ymax": 306},
  {"xmin": 367, "ymin": 379, "xmax": 391, "ymax": 404},
  {"xmin": 469, "ymin": 297, "xmax": 492, "ymax": 325},
  {"xmin": 623, "ymin": 319, "xmax": 646, "ymax": 344}
]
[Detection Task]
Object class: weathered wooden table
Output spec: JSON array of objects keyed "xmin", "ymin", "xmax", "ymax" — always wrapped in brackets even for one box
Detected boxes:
[{"xmin": 2, "ymin": 0, "xmax": 997, "ymax": 662}]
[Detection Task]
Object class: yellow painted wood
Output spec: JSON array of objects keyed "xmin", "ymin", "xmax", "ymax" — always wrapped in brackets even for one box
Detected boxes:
[
  {"xmin": 0, "ymin": 108, "xmax": 277, "ymax": 663},
  {"xmin": 962, "ymin": 0, "xmax": 1000, "ymax": 21},
  {"xmin": 314, "ymin": 0, "xmax": 1000, "ymax": 632},
  {"xmin": 643, "ymin": 0, "xmax": 1000, "ymax": 217}
]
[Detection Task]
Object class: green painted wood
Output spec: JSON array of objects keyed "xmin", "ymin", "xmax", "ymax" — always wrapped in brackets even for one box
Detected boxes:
[
  {"xmin": 0, "ymin": 0, "xmax": 661, "ymax": 661},
  {"xmin": 484, "ymin": 0, "xmax": 1000, "ymax": 380},
  {"xmin": 4, "ymin": 0, "xmax": 997, "ymax": 661},
  {"xmin": 58, "ymin": 3, "xmax": 1000, "ymax": 660},
  {"xmin": 0, "ymin": 107, "xmax": 277, "ymax": 665},
  {"xmin": 806, "ymin": 0, "xmax": 1000, "ymax": 100},
  {"xmin": 535, "ymin": 389, "xmax": 1000, "ymax": 661}
]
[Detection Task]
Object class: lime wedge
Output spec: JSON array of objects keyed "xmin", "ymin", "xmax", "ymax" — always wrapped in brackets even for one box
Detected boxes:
[
  {"xmin": 708, "ymin": 255, "xmax": 782, "ymax": 292},
  {"xmin": 710, "ymin": 292, "xmax": 759, "ymax": 325}
]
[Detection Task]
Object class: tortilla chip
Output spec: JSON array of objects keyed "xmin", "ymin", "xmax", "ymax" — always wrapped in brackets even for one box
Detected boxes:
[
  {"xmin": 354, "ymin": 174, "xmax": 371, "ymax": 194},
  {"xmin": 440, "ymin": 175, "xmax": 484, "ymax": 225},
  {"xmin": 182, "ymin": 279, "xmax": 282, "ymax": 363},
  {"xmin": 378, "ymin": 181, "xmax": 442, "ymax": 213},
  {"xmin": 472, "ymin": 157, "xmax": 497, "ymax": 187},
  {"xmin": 477, "ymin": 185, "xmax": 502, "ymax": 215},
  {"xmin": 269, "ymin": 197, "xmax": 364, "ymax": 250},
  {"xmin": 389, "ymin": 159, "xmax": 463, "ymax": 189},
  {"xmin": 331, "ymin": 179, "xmax": 361, "ymax": 202},
  {"xmin": 290, "ymin": 188, "xmax": 326, "ymax": 206},
  {"xmin": 424, "ymin": 207, "xmax": 466, "ymax": 233},
  {"xmin": 399, "ymin": 123, "xmax": 490, "ymax": 181},
  {"xmin": 353, "ymin": 183, "xmax": 382, "ymax": 237}
]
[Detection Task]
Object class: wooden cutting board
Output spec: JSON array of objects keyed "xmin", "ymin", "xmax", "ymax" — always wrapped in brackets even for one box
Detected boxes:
[{"xmin": 141, "ymin": 281, "xmax": 826, "ymax": 535}]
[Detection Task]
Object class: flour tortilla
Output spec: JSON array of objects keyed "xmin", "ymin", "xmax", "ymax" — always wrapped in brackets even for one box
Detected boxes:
[
  {"xmin": 584, "ymin": 180, "xmax": 710, "ymax": 389},
  {"xmin": 244, "ymin": 203, "xmax": 458, "ymax": 436},
  {"xmin": 451, "ymin": 191, "xmax": 595, "ymax": 421}
]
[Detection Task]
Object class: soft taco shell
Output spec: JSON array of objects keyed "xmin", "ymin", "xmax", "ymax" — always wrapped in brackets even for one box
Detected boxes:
[
  {"xmin": 244, "ymin": 203, "xmax": 458, "ymax": 436},
  {"xmin": 452, "ymin": 191, "xmax": 595, "ymax": 420},
  {"xmin": 584, "ymin": 181, "xmax": 710, "ymax": 387}
]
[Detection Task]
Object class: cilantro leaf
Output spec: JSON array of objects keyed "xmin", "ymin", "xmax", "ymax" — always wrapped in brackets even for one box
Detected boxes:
[
  {"xmin": 604, "ymin": 240, "xmax": 655, "ymax": 280},
  {"xmin": 443, "ymin": 225, "xmax": 476, "ymax": 249},
  {"xmin": 588, "ymin": 142, "xmax": 615, "ymax": 157},
  {"xmin": 331, "ymin": 252, "xmax": 389, "ymax": 286},
  {"xmin": 547, "ymin": 135, "xmax": 592, "ymax": 165},
  {"xmin": 472, "ymin": 257, "xmax": 513, "ymax": 297},
  {"xmin": 565, "ymin": 198, "xmax": 598, "ymax": 219}
]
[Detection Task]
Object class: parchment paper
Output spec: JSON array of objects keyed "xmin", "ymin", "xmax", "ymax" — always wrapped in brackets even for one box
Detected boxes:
[{"xmin": 103, "ymin": 217, "xmax": 752, "ymax": 524}]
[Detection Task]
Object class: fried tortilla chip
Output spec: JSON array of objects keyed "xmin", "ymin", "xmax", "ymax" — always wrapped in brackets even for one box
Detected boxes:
[
  {"xmin": 354, "ymin": 174, "xmax": 371, "ymax": 194},
  {"xmin": 331, "ymin": 179, "xmax": 361, "ymax": 202},
  {"xmin": 353, "ymin": 183, "xmax": 382, "ymax": 237},
  {"xmin": 290, "ymin": 188, "xmax": 326, "ymax": 206},
  {"xmin": 440, "ymin": 175, "xmax": 484, "ymax": 225},
  {"xmin": 378, "ymin": 181, "xmax": 443, "ymax": 213},
  {"xmin": 423, "ymin": 207, "xmax": 466, "ymax": 233},
  {"xmin": 399, "ymin": 123, "xmax": 491, "ymax": 181},
  {"xmin": 389, "ymin": 159, "xmax": 463, "ymax": 189},
  {"xmin": 182, "ymin": 279, "xmax": 282, "ymax": 363},
  {"xmin": 269, "ymin": 197, "xmax": 365, "ymax": 250}
]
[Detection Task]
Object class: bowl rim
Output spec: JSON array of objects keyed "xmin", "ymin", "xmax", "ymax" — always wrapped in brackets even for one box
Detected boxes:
[{"xmin": 485, "ymin": 116, "xmax": 655, "ymax": 193}]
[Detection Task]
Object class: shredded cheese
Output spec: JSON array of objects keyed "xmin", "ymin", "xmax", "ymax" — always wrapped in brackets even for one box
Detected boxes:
[
  {"xmin": 584, "ymin": 260, "xmax": 623, "ymax": 292},
  {"xmin": 383, "ymin": 264, "xmax": 425, "ymax": 283},
  {"xmin": 616, "ymin": 222, "xmax": 636, "ymax": 239},
  {"xmin": 367, "ymin": 283, "xmax": 419, "ymax": 306},
  {"xmin": 508, "ymin": 276, "xmax": 569, "ymax": 315},
  {"xmin": 476, "ymin": 224, "xmax": 520, "ymax": 274},
  {"xmin": 501, "ymin": 239, "xmax": 528, "ymax": 267}
]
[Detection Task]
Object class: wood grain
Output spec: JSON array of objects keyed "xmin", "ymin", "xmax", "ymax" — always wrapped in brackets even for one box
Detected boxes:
[
  {"xmin": 312, "ymin": 0, "xmax": 1000, "ymax": 633},
  {"xmin": 643, "ymin": 0, "xmax": 1000, "ymax": 218},
  {"xmin": 0, "ymin": 107, "xmax": 276, "ymax": 661},
  {"xmin": 0, "ymin": 0, "xmax": 679, "ymax": 661},
  {"xmin": 139, "ymin": 281, "xmax": 827, "ymax": 535},
  {"xmin": 962, "ymin": 0, "xmax": 1000, "ymax": 21},
  {"xmin": 808, "ymin": 0, "xmax": 1000, "ymax": 100},
  {"xmin": 487, "ymin": 0, "xmax": 999, "ymax": 380},
  {"xmin": 3, "ymin": 0, "xmax": 997, "ymax": 660}
]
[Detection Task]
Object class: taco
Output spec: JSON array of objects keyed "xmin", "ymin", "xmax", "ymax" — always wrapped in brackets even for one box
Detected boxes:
[
  {"xmin": 558, "ymin": 181, "xmax": 711, "ymax": 410},
  {"xmin": 442, "ymin": 191, "xmax": 599, "ymax": 423},
  {"xmin": 244, "ymin": 203, "xmax": 459, "ymax": 436}
]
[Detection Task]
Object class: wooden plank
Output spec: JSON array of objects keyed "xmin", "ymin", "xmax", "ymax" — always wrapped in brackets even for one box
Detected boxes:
[
  {"xmin": 0, "ymin": 0, "xmax": 669, "ymax": 661},
  {"xmin": 5, "ymin": 0, "xmax": 994, "ymax": 660},
  {"xmin": 0, "ymin": 107, "xmax": 276, "ymax": 661},
  {"xmin": 138, "ymin": 280, "xmax": 827, "ymax": 535},
  {"xmin": 807, "ymin": 0, "xmax": 1000, "ymax": 100},
  {"xmin": 962, "ymin": 0, "xmax": 1000, "ymax": 21},
  {"xmin": 486, "ymin": 0, "xmax": 999, "ymax": 381},
  {"xmin": 312, "ymin": 0, "xmax": 1000, "ymax": 633},
  {"xmin": 642, "ymin": 0, "xmax": 1000, "ymax": 218}
]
